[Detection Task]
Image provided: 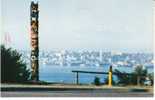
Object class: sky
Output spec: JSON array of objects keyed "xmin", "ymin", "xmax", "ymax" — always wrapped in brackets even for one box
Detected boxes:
[{"xmin": 1, "ymin": 0, "xmax": 154, "ymax": 53}]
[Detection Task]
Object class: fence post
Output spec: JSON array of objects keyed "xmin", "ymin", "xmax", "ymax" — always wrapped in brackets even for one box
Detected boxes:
[
  {"xmin": 76, "ymin": 72, "xmax": 79, "ymax": 85},
  {"xmin": 108, "ymin": 65, "xmax": 112, "ymax": 87}
]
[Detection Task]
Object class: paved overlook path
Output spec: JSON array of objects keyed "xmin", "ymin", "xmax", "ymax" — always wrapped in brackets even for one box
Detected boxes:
[{"xmin": 1, "ymin": 84, "xmax": 153, "ymax": 97}]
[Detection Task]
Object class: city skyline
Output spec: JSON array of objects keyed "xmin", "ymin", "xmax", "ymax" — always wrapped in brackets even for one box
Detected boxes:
[{"xmin": 1, "ymin": 0, "xmax": 153, "ymax": 53}]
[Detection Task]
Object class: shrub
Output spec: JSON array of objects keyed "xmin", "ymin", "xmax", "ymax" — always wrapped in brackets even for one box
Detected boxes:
[
  {"xmin": 1, "ymin": 45, "xmax": 30, "ymax": 83},
  {"xmin": 94, "ymin": 76, "xmax": 100, "ymax": 85}
]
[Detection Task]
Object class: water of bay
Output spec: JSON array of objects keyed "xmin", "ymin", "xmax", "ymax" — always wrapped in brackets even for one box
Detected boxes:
[{"xmin": 39, "ymin": 64, "xmax": 153, "ymax": 84}]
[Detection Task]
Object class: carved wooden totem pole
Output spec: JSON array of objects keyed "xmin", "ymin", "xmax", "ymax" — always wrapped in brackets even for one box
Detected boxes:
[{"xmin": 30, "ymin": 1, "xmax": 39, "ymax": 81}]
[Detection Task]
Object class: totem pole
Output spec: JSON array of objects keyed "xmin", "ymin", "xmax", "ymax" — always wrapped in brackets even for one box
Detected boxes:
[{"xmin": 30, "ymin": 1, "xmax": 39, "ymax": 81}]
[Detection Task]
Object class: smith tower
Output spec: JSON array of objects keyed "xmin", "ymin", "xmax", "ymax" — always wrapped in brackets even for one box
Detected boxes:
[{"xmin": 30, "ymin": 1, "xmax": 39, "ymax": 81}]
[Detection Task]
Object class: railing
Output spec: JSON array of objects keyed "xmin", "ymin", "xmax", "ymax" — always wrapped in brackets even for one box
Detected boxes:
[{"xmin": 72, "ymin": 69, "xmax": 131, "ymax": 86}]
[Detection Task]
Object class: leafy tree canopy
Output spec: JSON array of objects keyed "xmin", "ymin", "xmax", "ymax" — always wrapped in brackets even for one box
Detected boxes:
[{"xmin": 1, "ymin": 45, "xmax": 30, "ymax": 83}]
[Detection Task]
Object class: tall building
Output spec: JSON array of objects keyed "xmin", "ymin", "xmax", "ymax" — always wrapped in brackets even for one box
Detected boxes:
[{"xmin": 30, "ymin": 1, "xmax": 39, "ymax": 81}]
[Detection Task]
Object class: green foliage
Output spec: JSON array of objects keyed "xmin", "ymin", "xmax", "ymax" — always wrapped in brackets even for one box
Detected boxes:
[
  {"xmin": 133, "ymin": 65, "xmax": 148, "ymax": 85},
  {"xmin": 147, "ymin": 73, "xmax": 154, "ymax": 86},
  {"xmin": 1, "ymin": 45, "xmax": 30, "ymax": 83},
  {"xmin": 94, "ymin": 76, "xmax": 100, "ymax": 85},
  {"xmin": 114, "ymin": 69, "xmax": 131, "ymax": 85},
  {"xmin": 115, "ymin": 65, "xmax": 148, "ymax": 86}
]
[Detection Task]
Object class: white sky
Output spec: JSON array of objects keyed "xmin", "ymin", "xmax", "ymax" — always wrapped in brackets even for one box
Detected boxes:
[{"xmin": 1, "ymin": 0, "xmax": 154, "ymax": 52}]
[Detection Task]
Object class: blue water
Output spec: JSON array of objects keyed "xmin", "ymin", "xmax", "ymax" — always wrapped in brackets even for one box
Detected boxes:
[{"xmin": 39, "ymin": 65, "xmax": 153, "ymax": 84}]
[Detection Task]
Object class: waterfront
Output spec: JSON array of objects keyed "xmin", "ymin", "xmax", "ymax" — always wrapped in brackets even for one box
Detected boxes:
[
  {"xmin": 20, "ymin": 50, "xmax": 153, "ymax": 84},
  {"xmin": 39, "ymin": 65, "xmax": 153, "ymax": 84}
]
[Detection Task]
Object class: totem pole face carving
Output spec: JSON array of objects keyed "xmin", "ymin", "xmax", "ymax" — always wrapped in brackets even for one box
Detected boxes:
[{"xmin": 30, "ymin": 1, "xmax": 39, "ymax": 81}]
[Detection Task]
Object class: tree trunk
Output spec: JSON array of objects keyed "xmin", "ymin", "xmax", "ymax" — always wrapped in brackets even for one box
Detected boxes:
[{"xmin": 137, "ymin": 76, "xmax": 140, "ymax": 86}]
